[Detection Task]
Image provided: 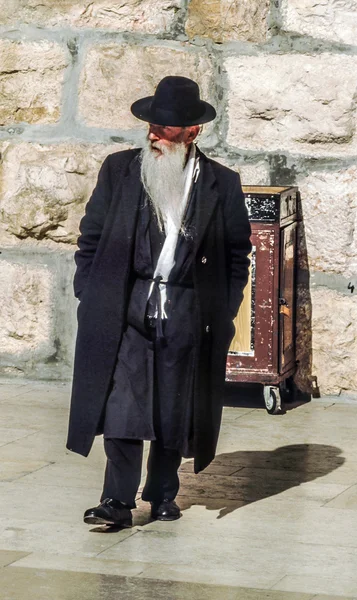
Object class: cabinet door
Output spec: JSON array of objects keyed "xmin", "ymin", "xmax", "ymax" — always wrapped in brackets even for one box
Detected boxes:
[
  {"xmin": 279, "ymin": 222, "xmax": 297, "ymax": 373},
  {"xmin": 227, "ymin": 224, "xmax": 280, "ymax": 377}
]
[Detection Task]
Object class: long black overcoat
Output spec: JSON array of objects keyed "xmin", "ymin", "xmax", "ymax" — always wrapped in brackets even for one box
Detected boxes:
[{"xmin": 66, "ymin": 148, "xmax": 251, "ymax": 473}]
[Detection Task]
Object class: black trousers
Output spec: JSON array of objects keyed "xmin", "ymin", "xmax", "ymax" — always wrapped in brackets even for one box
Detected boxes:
[{"xmin": 101, "ymin": 438, "xmax": 182, "ymax": 509}]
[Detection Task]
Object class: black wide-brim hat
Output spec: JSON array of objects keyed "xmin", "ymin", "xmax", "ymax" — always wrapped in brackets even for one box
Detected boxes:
[{"xmin": 130, "ymin": 76, "xmax": 216, "ymax": 127}]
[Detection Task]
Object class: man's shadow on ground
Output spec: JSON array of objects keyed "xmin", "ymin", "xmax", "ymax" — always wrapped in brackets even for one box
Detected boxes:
[
  {"xmin": 173, "ymin": 444, "xmax": 345, "ymax": 519},
  {"xmin": 92, "ymin": 444, "xmax": 344, "ymax": 531}
]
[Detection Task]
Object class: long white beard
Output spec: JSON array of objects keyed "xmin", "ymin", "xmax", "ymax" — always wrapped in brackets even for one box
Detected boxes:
[{"xmin": 140, "ymin": 138, "xmax": 187, "ymax": 232}]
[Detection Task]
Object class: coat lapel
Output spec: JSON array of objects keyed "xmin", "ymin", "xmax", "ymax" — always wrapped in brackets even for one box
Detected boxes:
[
  {"xmin": 113, "ymin": 151, "xmax": 142, "ymax": 245},
  {"xmin": 194, "ymin": 151, "xmax": 219, "ymax": 256}
]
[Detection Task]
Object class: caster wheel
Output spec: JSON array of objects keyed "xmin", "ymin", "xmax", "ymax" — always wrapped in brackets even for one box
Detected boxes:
[{"xmin": 263, "ymin": 385, "xmax": 282, "ymax": 415}]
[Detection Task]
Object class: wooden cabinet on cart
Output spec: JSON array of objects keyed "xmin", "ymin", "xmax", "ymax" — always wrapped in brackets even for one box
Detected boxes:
[{"xmin": 226, "ymin": 186, "xmax": 298, "ymax": 414}]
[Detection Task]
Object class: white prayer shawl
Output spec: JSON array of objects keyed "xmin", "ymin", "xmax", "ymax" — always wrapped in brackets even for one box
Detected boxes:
[{"xmin": 149, "ymin": 143, "xmax": 200, "ymax": 318}]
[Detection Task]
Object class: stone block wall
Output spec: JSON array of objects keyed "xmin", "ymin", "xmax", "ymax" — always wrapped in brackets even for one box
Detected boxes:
[{"xmin": 0, "ymin": 0, "xmax": 356, "ymax": 395}]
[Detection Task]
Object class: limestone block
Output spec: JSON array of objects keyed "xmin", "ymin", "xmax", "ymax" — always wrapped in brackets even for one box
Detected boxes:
[
  {"xmin": 210, "ymin": 157, "xmax": 270, "ymax": 185},
  {"xmin": 0, "ymin": 143, "xmax": 130, "ymax": 245},
  {"xmin": 78, "ymin": 45, "xmax": 214, "ymax": 130},
  {"xmin": 225, "ymin": 54, "xmax": 357, "ymax": 156},
  {"xmin": 237, "ymin": 163, "xmax": 270, "ymax": 186},
  {"xmin": 185, "ymin": 0, "xmax": 270, "ymax": 42},
  {"xmin": 0, "ymin": 40, "xmax": 68, "ymax": 126},
  {"xmin": 298, "ymin": 166, "xmax": 357, "ymax": 275},
  {"xmin": 0, "ymin": 262, "xmax": 52, "ymax": 355},
  {"xmin": 311, "ymin": 288, "xmax": 357, "ymax": 395},
  {"xmin": 281, "ymin": 0, "xmax": 357, "ymax": 46},
  {"xmin": 0, "ymin": 0, "xmax": 182, "ymax": 34}
]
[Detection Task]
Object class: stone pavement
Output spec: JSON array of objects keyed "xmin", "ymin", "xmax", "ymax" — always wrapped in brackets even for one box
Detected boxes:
[{"xmin": 1, "ymin": 379, "xmax": 357, "ymax": 600}]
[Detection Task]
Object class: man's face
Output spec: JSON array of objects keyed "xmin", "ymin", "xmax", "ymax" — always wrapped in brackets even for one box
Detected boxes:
[{"xmin": 148, "ymin": 124, "xmax": 199, "ymax": 156}]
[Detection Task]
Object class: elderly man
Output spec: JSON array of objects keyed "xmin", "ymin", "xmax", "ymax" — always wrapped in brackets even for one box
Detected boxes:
[{"xmin": 67, "ymin": 76, "xmax": 251, "ymax": 527}]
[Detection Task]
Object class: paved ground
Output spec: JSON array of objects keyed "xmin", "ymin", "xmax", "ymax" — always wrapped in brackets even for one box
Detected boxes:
[{"xmin": 0, "ymin": 379, "xmax": 357, "ymax": 599}]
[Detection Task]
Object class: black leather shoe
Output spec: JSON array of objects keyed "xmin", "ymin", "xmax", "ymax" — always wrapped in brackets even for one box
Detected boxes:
[
  {"xmin": 83, "ymin": 498, "xmax": 132, "ymax": 527},
  {"xmin": 150, "ymin": 499, "xmax": 181, "ymax": 521}
]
